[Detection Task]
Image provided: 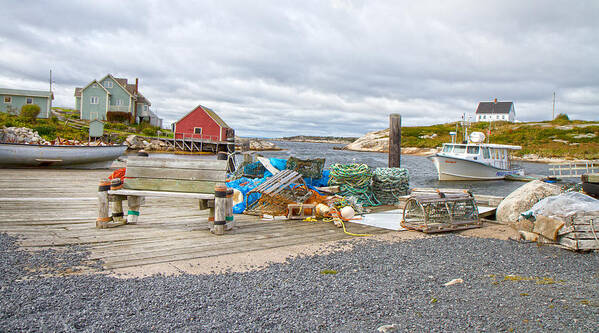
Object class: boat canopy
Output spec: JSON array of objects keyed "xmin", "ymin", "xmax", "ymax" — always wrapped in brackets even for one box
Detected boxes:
[{"xmin": 442, "ymin": 143, "xmax": 521, "ymax": 150}]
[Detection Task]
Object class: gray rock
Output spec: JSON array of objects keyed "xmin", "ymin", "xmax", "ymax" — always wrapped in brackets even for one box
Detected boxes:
[{"xmin": 496, "ymin": 180, "xmax": 561, "ymax": 224}]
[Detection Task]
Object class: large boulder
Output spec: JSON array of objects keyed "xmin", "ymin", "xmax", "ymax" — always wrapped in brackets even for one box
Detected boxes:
[
  {"xmin": 124, "ymin": 135, "xmax": 144, "ymax": 149},
  {"xmin": 496, "ymin": 180, "xmax": 561, "ymax": 224},
  {"xmin": 344, "ymin": 129, "xmax": 389, "ymax": 152},
  {"xmin": 249, "ymin": 138, "xmax": 282, "ymax": 151}
]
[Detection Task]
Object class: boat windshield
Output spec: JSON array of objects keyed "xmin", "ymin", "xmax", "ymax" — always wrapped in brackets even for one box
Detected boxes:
[
  {"xmin": 443, "ymin": 145, "xmax": 453, "ymax": 153},
  {"xmin": 467, "ymin": 146, "xmax": 480, "ymax": 155},
  {"xmin": 453, "ymin": 145, "xmax": 466, "ymax": 154}
]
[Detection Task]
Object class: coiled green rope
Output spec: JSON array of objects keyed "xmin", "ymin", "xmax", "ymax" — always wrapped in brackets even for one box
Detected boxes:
[
  {"xmin": 372, "ymin": 168, "xmax": 410, "ymax": 205},
  {"xmin": 329, "ymin": 164, "xmax": 380, "ymax": 207}
]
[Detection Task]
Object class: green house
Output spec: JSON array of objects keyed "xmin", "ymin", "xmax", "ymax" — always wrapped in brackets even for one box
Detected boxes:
[
  {"xmin": 74, "ymin": 74, "xmax": 157, "ymax": 124},
  {"xmin": 0, "ymin": 88, "xmax": 53, "ymax": 118}
]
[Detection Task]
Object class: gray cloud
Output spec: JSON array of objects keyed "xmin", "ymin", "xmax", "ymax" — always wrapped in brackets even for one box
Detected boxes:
[{"xmin": 0, "ymin": 0, "xmax": 597, "ymax": 137}]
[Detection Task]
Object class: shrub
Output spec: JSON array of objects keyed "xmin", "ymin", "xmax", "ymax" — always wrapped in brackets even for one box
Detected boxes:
[
  {"xmin": 106, "ymin": 112, "xmax": 130, "ymax": 123},
  {"xmin": 554, "ymin": 113, "xmax": 569, "ymax": 121},
  {"xmin": 20, "ymin": 104, "xmax": 41, "ymax": 121},
  {"xmin": 142, "ymin": 127, "xmax": 157, "ymax": 137},
  {"xmin": 106, "ymin": 122, "xmax": 129, "ymax": 131},
  {"xmin": 33, "ymin": 125, "xmax": 56, "ymax": 137}
]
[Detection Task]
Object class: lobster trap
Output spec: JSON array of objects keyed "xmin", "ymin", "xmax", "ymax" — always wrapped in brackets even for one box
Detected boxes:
[
  {"xmin": 245, "ymin": 169, "xmax": 311, "ymax": 216},
  {"xmin": 286, "ymin": 156, "xmax": 325, "ymax": 179},
  {"xmin": 401, "ymin": 190, "xmax": 481, "ymax": 233}
]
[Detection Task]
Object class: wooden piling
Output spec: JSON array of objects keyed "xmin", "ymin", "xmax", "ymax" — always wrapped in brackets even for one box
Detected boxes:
[
  {"xmin": 97, "ymin": 179, "xmax": 111, "ymax": 228},
  {"xmin": 227, "ymin": 130, "xmax": 236, "ymax": 172},
  {"xmin": 127, "ymin": 196, "xmax": 142, "ymax": 225},
  {"xmin": 110, "ymin": 179, "xmax": 126, "ymax": 224},
  {"xmin": 225, "ymin": 188, "xmax": 234, "ymax": 230},
  {"xmin": 389, "ymin": 113, "xmax": 401, "ymax": 168},
  {"xmin": 212, "ymin": 185, "xmax": 227, "ymax": 235}
]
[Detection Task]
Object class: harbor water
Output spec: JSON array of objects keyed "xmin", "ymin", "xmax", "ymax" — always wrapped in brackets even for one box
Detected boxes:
[{"xmin": 149, "ymin": 140, "xmax": 553, "ymax": 198}]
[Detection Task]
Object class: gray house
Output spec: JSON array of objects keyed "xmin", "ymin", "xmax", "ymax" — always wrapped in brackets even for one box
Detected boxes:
[
  {"xmin": 0, "ymin": 88, "xmax": 53, "ymax": 118},
  {"xmin": 74, "ymin": 74, "xmax": 162, "ymax": 125}
]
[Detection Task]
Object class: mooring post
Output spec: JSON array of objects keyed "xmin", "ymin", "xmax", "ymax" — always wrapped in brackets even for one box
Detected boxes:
[
  {"xmin": 96, "ymin": 178, "xmax": 111, "ymax": 229},
  {"xmin": 389, "ymin": 113, "xmax": 401, "ymax": 168},
  {"xmin": 227, "ymin": 129, "xmax": 236, "ymax": 172},
  {"xmin": 212, "ymin": 185, "xmax": 227, "ymax": 235}
]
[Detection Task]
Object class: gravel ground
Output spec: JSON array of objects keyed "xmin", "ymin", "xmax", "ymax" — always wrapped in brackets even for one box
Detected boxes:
[{"xmin": 1, "ymin": 232, "xmax": 598, "ymax": 332}]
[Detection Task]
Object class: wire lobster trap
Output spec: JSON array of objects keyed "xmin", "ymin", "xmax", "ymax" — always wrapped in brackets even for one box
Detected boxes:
[{"xmin": 401, "ymin": 190, "xmax": 481, "ymax": 233}]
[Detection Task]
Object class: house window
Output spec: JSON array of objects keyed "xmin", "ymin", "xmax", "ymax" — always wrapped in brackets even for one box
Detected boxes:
[
  {"xmin": 90, "ymin": 96, "xmax": 99, "ymax": 104},
  {"xmin": 104, "ymin": 81, "xmax": 113, "ymax": 88},
  {"xmin": 143, "ymin": 105, "xmax": 148, "ymax": 111},
  {"xmin": 26, "ymin": 98, "xmax": 33, "ymax": 104},
  {"xmin": 482, "ymin": 115, "xmax": 485, "ymax": 119},
  {"xmin": 92, "ymin": 83, "xmax": 98, "ymax": 88},
  {"xmin": 194, "ymin": 127, "xmax": 202, "ymax": 135},
  {"xmin": 502, "ymin": 115, "xmax": 506, "ymax": 120},
  {"xmin": 3, "ymin": 96, "xmax": 11, "ymax": 104},
  {"xmin": 115, "ymin": 99, "xmax": 122, "ymax": 106}
]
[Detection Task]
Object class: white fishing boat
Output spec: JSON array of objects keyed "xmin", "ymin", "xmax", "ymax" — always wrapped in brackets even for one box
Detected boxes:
[
  {"xmin": 0, "ymin": 142, "xmax": 127, "ymax": 169},
  {"xmin": 429, "ymin": 131, "xmax": 524, "ymax": 181}
]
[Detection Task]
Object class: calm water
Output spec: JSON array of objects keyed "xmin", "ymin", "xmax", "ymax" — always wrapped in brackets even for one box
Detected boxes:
[
  {"xmin": 260, "ymin": 141, "xmax": 552, "ymax": 197},
  {"xmin": 147, "ymin": 140, "xmax": 553, "ymax": 197}
]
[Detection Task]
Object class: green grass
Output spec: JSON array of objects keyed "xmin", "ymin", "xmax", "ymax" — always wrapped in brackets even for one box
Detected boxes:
[
  {"xmin": 0, "ymin": 107, "xmax": 174, "ymax": 143},
  {"xmin": 398, "ymin": 119, "xmax": 599, "ymax": 159}
]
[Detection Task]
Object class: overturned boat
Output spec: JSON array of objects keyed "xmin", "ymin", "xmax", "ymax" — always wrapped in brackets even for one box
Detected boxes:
[
  {"xmin": 0, "ymin": 142, "xmax": 127, "ymax": 169},
  {"xmin": 429, "ymin": 132, "xmax": 524, "ymax": 181}
]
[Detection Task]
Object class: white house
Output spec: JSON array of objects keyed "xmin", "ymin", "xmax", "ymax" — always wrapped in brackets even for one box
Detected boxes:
[{"xmin": 475, "ymin": 100, "xmax": 515, "ymax": 122}]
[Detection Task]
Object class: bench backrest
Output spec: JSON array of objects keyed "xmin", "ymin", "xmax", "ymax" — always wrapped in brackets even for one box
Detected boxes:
[{"xmin": 123, "ymin": 157, "xmax": 227, "ymax": 194}]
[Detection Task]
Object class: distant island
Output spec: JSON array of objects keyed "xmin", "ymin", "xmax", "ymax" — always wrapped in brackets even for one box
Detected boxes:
[{"xmin": 275, "ymin": 135, "xmax": 358, "ymax": 144}]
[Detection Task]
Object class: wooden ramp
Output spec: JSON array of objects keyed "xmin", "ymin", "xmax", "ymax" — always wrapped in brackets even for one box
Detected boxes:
[{"xmin": 0, "ymin": 169, "xmax": 387, "ymax": 271}]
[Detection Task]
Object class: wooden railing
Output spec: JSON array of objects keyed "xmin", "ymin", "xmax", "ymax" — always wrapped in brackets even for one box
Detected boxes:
[
  {"xmin": 549, "ymin": 161, "xmax": 599, "ymax": 178},
  {"xmin": 175, "ymin": 133, "xmax": 220, "ymax": 142}
]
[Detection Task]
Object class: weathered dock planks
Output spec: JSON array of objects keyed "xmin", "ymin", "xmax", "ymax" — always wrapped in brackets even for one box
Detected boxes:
[{"xmin": 0, "ymin": 168, "xmax": 387, "ymax": 271}]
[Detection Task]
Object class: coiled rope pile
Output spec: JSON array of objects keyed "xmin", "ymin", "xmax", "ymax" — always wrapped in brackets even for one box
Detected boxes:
[
  {"xmin": 372, "ymin": 168, "xmax": 410, "ymax": 205},
  {"xmin": 328, "ymin": 164, "xmax": 380, "ymax": 207}
]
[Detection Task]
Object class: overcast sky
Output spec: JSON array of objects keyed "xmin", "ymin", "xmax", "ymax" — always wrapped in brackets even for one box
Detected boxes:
[{"xmin": 1, "ymin": 1, "xmax": 597, "ymax": 137}]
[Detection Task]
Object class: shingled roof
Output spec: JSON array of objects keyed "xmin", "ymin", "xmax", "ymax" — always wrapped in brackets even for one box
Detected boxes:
[{"xmin": 476, "ymin": 101, "xmax": 513, "ymax": 114}]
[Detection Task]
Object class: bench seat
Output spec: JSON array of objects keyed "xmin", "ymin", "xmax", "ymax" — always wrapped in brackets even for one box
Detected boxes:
[{"xmin": 97, "ymin": 156, "xmax": 233, "ymax": 235}]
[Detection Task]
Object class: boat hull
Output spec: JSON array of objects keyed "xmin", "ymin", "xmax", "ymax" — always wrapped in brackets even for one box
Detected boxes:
[
  {"xmin": 0, "ymin": 143, "xmax": 127, "ymax": 169},
  {"xmin": 430, "ymin": 155, "xmax": 524, "ymax": 181}
]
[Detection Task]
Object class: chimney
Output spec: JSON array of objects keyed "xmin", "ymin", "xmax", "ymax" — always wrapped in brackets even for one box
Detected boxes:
[{"xmin": 135, "ymin": 78, "xmax": 139, "ymax": 94}]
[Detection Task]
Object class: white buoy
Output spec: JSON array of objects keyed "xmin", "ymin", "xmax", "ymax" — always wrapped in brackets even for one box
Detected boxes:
[{"xmin": 340, "ymin": 206, "xmax": 355, "ymax": 219}]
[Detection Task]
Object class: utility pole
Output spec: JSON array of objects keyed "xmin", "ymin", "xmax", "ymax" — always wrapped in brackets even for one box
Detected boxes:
[
  {"xmin": 552, "ymin": 92, "xmax": 555, "ymax": 120},
  {"xmin": 49, "ymin": 69, "xmax": 53, "ymax": 112}
]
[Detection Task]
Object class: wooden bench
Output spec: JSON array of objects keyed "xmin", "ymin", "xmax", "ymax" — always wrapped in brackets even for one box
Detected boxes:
[{"xmin": 97, "ymin": 156, "xmax": 233, "ymax": 235}]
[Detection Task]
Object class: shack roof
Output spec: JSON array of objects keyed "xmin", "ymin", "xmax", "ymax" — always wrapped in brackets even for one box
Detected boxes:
[
  {"xmin": 476, "ymin": 101, "xmax": 513, "ymax": 114},
  {"xmin": 0, "ymin": 88, "xmax": 53, "ymax": 99},
  {"xmin": 176, "ymin": 104, "xmax": 230, "ymax": 128}
]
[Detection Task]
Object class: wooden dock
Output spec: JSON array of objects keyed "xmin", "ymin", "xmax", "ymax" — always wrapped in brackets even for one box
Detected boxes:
[{"xmin": 0, "ymin": 169, "xmax": 387, "ymax": 272}]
